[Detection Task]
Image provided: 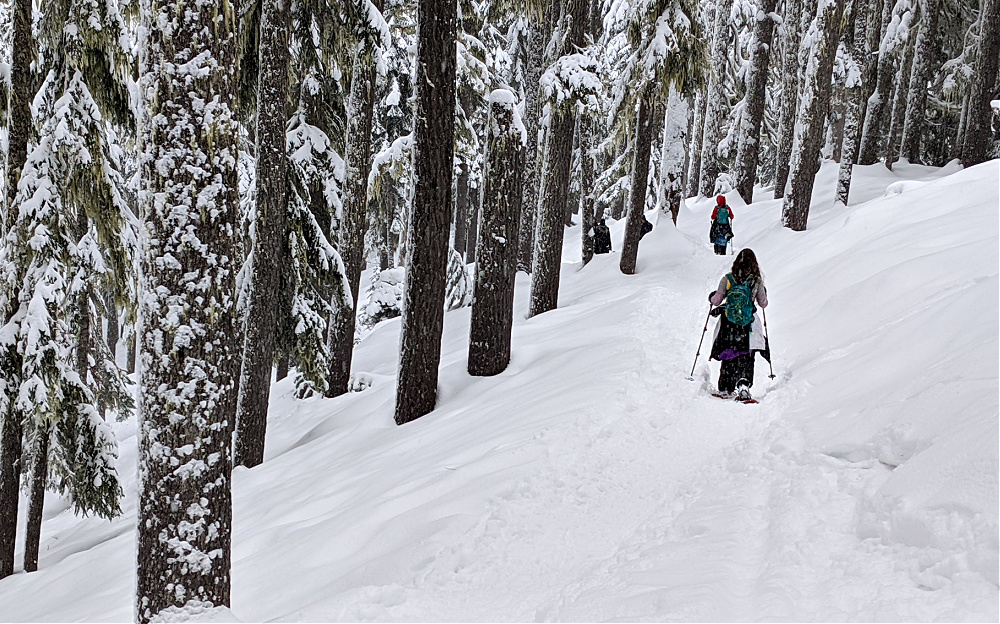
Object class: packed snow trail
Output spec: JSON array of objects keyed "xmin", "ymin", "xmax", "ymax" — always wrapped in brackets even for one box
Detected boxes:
[{"xmin": 0, "ymin": 161, "xmax": 995, "ymax": 622}]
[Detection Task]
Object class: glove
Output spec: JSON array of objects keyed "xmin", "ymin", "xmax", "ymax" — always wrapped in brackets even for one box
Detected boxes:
[{"xmin": 710, "ymin": 307, "xmax": 725, "ymax": 317}]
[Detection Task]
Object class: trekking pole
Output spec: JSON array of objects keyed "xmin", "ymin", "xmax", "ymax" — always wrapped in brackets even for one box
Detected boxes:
[
  {"xmin": 687, "ymin": 304, "xmax": 713, "ymax": 380},
  {"xmin": 762, "ymin": 308, "xmax": 776, "ymax": 379}
]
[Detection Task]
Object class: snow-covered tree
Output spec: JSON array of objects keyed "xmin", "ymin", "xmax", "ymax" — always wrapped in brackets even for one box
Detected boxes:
[
  {"xmin": 899, "ymin": 0, "xmax": 941, "ymax": 163},
  {"xmin": 961, "ymin": 0, "xmax": 1000, "ymax": 166},
  {"xmin": 698, "ymin": 0, "xmax": 736, "ymax": 197},
  {"xmin": 469, "ymin": 90, "xmax": 524, "ymax": 376},
  {"xmin": 734, "ymin": 0, "xmax": 780, "ymax": 203},
  {"xmin": 773, "ymin": 0, "xmax": 804, "ymax": 199},
  {"xmin": 837, "ymin": 0, "xmax": 871, "ymax": 204},
  {"xmin": 134, "ymin": 0, "xmax": 240, "ymax": 618},
  {"xmin": 782, "ymin": 0, "xmax": 846, "ymax": 230}
]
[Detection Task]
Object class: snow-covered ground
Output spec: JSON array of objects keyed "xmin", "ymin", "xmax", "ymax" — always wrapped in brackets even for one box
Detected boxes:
[{"xmin": 1, "ymin": 159, "xmax": 997, "ymax": 622}]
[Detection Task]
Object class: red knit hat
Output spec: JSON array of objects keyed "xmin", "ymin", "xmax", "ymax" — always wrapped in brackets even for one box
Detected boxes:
[{"xmin": 716, "ymin": 195, "xmax": 726, "ymax": 206}]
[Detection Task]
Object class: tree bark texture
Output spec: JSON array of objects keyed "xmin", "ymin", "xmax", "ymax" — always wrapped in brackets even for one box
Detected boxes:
[
  {"xmin": 734, "ymin": 0, "xmax": 780, "ymax": 203},
  {"xmin": 394, "ymin": 0, "xmax": 458, "ymax": 426},
  {"xmin": 660, "ymin": 90, "xmax": 690, "ymax": 223},
  {"xmin": 0, "ymin": 0, "xmax": 33, "ymax": 581},
  {"xmin": 234, "ymin": 0, "xmax": 291, "ymax": 468},
  {"xmin": 885, "ymin": 38, "xmax": 915, "ymax": 169},
  {"xmin": 23, "ymin": 426, "xmax": 50, "ymax": 573},
  {"xmin": 961, "ymin": 0, "xmax": 1000, "ymax": 167},
  {"xmin": 698, "ymin": 0, "xmax": 736, "ymax": 197},
  {"xmin": 773, "ymin": 0, "xmax": 804, "ymax": 198},
  {"xmin": 858, "ymin": 0, "xmax": 897, "ymax": 164},
  {"xmin": 135, "ymin": 0, "xmax": 240, "ymax": 618},
  {"xmin": 327, "ymin": 33, "xmax": 379, "ymax": 399},
  {"xmin": 529, "ymin": 104, "xmax": 576, "ymax": 316},
  {"xmin": 686, "ymin": 91, "xmax": 706, "ymax": 197},
  {"xmin": 837, "ymin": 0, "xmax": 870, "ymax": 204},
  {"xmin": 620, "ymin": 93, "xmax": 655, "ymax": 275},
  {"xmin": 453, "ymin": 162, "xmax": 471, "ymax": 258},
  {"xmin": 517, "ymin": 11, "xmax": 550, "ymax": 273},
  {"xmin": 580, "ymin": 116, "xmax": 596, "ymax": 265},
  {"xmin": 466, "ymin": 186, "xmax": 480, "ymax": 263},
  {"xmin": 782, "ymin": 0, "xmax": 846, "ymax": 231},
  {"xmin": 468, "ymin": 95, "xmax": 524, "ymax": 376},
  {"xmin": 899, "ymin": 0, "xmax": 940, "ymax": 163},
  {"xmin": 105, "ymin": 289, "xmax": 119, "ymax": 367}
]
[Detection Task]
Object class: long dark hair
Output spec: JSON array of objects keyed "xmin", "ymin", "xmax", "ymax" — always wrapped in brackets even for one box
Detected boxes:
[{"xmin": 731, "ymin": 249, "xmax": 761, "ymax": 284}]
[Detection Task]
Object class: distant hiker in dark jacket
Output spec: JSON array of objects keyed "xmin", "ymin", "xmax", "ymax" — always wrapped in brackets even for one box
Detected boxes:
[
  {"xmin": 709, "ymin": 195, "xmax": 734, "ymax": 255},
  {"xmin": 708, "ymin": 248, "xmax": 769, "ymax": 400},
  {"xmin": 594, "ymin": 218, "xmax": 612, "ymax": 254}
]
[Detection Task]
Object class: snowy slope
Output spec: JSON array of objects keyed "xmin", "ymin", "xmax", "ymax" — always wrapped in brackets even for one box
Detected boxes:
[{"xmin": 0, "ymin": 160, "xmax": 996, "ymax": 622}]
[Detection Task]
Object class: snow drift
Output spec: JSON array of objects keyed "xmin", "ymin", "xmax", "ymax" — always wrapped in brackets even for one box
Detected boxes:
[{"xmin": 0, "ymin": 159, "xmax": 996, "ymax": 622}]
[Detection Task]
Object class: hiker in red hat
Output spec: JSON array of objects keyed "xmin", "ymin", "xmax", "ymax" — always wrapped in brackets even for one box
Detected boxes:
[{"xmin": 709, "ymin": 195, "xmax": 734, "ymax": 255}]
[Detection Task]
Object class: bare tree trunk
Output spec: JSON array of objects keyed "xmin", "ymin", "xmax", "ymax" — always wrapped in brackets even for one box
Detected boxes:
[
  {"xmin": 885, "ymin": 38, "xmax": 915, "ymax": 169},
  {"xmin": 900, "ymin": 0, "xmax": 940, "ymax": 163},
  {"xmin": 23, "ymin": 426, "xmax": 50, "ymax": 573},
  {"xmin": 686, "ymin": 91, "xmax": 706, "ymax": 196},
  {"xmin": 782, "ymin": 0, "xmax": 846, "ymax": 231},
  {"xmin": 954, "ymin": 93, "xmax": 970, "ymax": 161},
  {"xmin": 517, "ymin": 9, "xmax": 551, "ymax": 273},
  {"xmin": 699, "ymin": 0, "xmax": 736, "ymax": 197},
  {"xmin": 837, "ymin": 0, "xmax": 870, "ymax": 204},
  {"xmin": 621, "ymin": 92, "xmax": 655, "ymax": 275},
  {"xmin": 105, "ymin": 289, "xmax": 119, "ymax": 365},
  {"xmin": 395, "ymin": 0, "xmax": 458, "ymax": 425},
  {"xmin": 234, "ymin": 0, "xmax": 291, "ymax": 468},
  {"xmin": 327, "ymin": 14, "xmax": 380, "ymax": 399},
  {"xmin": 0, "ymin": 0, "xmax": 34, "ymax": 580},
  {"xmin": 466, "ymin": 185, "xmax": 480, "ymax": 263},
  {"xmin": 468, "ymin": 93, "xmax": 524, "ymax": 376},
  {"xmin": 734, "ymin": 0, "xmax": 779, "ymax": 203},
  {"xmin": 962, "ymin": 0, "xmax": 1000, "ymax": 167},
  {"xmin": 453, "ymin": 162, "xmax": 470, "ymax": 257},
  {"xmin": 773, "ymin": 0, "xmax": 804, "ymax": 199},
  {"xmin": 580, "ymin": 116, "xmax": 596, "ymax": 265},
  {"xmin": 857, "ymin": 0, "xmax": 897, "ymax": 164},
  {"xmin": 135, "ymin": 0, "xmax": 239, "ymax": 617}
]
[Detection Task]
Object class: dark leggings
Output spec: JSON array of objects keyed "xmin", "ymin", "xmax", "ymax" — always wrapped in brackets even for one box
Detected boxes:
[
  {"xmin": 714, "ymin": 244, "xmax": 727, "ymax": 255},
  {"xmin": 718, "ymin": 352, "xmax": 755, "ymax": 393}
]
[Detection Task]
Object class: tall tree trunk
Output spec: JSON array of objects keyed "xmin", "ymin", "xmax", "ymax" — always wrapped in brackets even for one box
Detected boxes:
[
  {"xmin": 954, "ymin": 93, "xmax": 970, "ymax": 161},
  {"xmin": 580, "ymin": 116, "xmax": 596, "ymax": 265},
  {"xmin": 135, "ymin": 0, "xmax": 240, "ymax": 618},
  {"xmin": 529, "ymin": 104, "xmax": 577, "ymax": 316},
  {"xmin": 781, "ymin": 0, "xmax": 846, "ymax": 231},
  {"xmin": 126, "ymin": 333, "xmax": 136, "ymax": 374},
  {"xmin": 900, "ymin": 0, "xmax": 940, "ymax": 163},
  {"xmin": 885, "ymin": 38, "xmax": 915, "ymax": 169},
  {"xmin": 326, "ymin": 17, "xmax": 380, "ymax": 399},
  {"xmin": 453, "ymin": 162, "xmax": 471, "ymax": 257},
  {"xmin": 517, "ymin": 9, "xmax": 550, "ymax": 273},
  {"xmin": 686, "ymin": 91, "xmax": 706, "ymax": 196},
  {"xmin": 837, "ymin": 0, "xmax": 870, "ymax": 204},
  {"xmin": 22, "ymin": 426, "xmax": 50, "ymax": 573},
  {"xmin": 961, "ymin": 0, "xmax": 1000, "ymax": 167},
  {"xmin": 773, "ymin": 0, "xmax": 804, "ymax": 199},
  {"xmin": 395, "ymin": 0, "xmax": 458, "ymax": 425},
  {"xmin": 620, "ymin": 92, "xmax": 655, "ymax": 275},
  {"xmin": 857, "ymin": 0, "xmax": 897, "ymax": 164},
  {"xmin": 466, "ymin": 184, "xmax": 480, "ymax": 263},
  {"xmin": 528, "ymin": 0, "xmax": 588, "ymax": 317},
  {"xmin": 468, "ymin": 93, "xmax": 524, "ymax": 376},
  {"xmin": 734, "ymin": 0, "xmax": 780, "ymax": 203},
  {"xmin": 0, "ymin": 0, "xmax": 34, "ymax": 580},
  {"xmin": 699, "ymin": 0, "xmax": 736, "ymax": 197},
  {"xmin": 660, "ymin": 89, "xmax": 690, "ymax": 223},
  {"xmin": 234, "ymin": 0, "xmax": 291, "ymax": 467}
]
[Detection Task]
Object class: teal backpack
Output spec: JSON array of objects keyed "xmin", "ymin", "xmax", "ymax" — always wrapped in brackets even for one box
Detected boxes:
[
  {"xmin": 716, "ymin": 205, "xmax": 730, "ymax": 224},
  {"xmin": 724, "ymin": 273, "xmax": 755, "ymax": 327}
]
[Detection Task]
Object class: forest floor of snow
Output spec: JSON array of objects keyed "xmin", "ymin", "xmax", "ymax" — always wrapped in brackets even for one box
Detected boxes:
[{"xmin": 1, "ymin": 159, "xmax": 997, "ymax": 622}]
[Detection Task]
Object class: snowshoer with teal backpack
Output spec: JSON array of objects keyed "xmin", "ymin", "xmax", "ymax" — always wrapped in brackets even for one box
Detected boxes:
[
  {"xmin": 709, "ymin": 195, "xmax": 734, "ymax": 255},
  {"xmin": 708, "ymin": 248, "xmax": 769, "ymax": 400}
]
